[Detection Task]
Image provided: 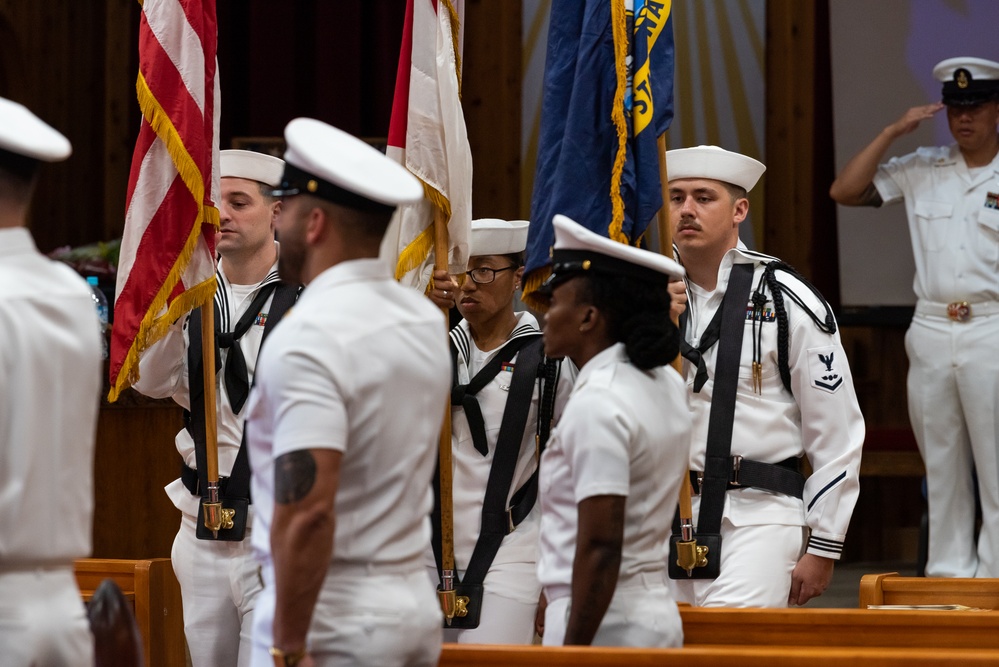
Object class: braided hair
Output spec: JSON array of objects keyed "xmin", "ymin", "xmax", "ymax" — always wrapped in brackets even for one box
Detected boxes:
[{"xmin": 578, "ymin": 272, "xmax": 681, "ymax": 370}]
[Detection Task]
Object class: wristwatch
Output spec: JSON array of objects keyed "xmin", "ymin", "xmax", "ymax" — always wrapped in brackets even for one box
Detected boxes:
[{"xmin": 269, "ymin": 646, "xmax": 307, "ymax": 667}]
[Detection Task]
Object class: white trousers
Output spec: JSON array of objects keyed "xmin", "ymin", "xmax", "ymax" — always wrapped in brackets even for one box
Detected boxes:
[
  {"xmin": 543, "ymin": 570, "xmax": 682, "ymax": 647},
  {"xmin": 667, "ymin": 519, "xmax": 805, "ymax": 607},
  {"xmin": 251, "ymin": 565, "xmax": 442, "ymax": 667},
  {"xmin": 0, "ymin": 568, "xmax": 93, "ymax": 667},
  {"xmin": 907, "ymin": 314, "xmax": 999, "ymax": 577},
  {"xmin": 428, "ymin": 560, "xmax": 540, "ymax": 644},
  {"xmin": 172, "ymin": 512, "xmax": 262, "ymax": 667}
]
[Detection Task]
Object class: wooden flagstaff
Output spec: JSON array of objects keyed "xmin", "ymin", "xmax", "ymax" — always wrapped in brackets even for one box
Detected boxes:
[
  {"xmin": 656, "ymin": 133, "xmax": 702, "ymax": 575},
  {"xmin": 199, "ymin": 300, "xmax": 227, "ymax": 538},
  {"xmin": 433, "ymin": 204, "xmax": 467, "ymax": 623}
]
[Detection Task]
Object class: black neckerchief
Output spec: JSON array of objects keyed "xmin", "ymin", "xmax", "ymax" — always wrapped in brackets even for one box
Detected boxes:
[
  {"xmin": 679, "ymin": 263, "xmax": 751, "ymax": 393},
  {"xmin": 450, "ymin": 334, "xmax": 539, "ymax": 456},
  {"xmin": 217, "ymin": 282, "xmax": 278, "ymax": 415}
]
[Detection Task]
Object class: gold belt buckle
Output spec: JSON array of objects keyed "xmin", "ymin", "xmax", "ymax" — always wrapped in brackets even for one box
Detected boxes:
[{"xmin": 947, "ymin": 301, "xmax": 971, "ymax": 322}]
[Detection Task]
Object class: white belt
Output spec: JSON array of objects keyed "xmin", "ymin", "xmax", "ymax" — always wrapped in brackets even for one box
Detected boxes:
[
  {"xmin": 544, "ymin": 568, "xmax": 667, "ymax": 603},
  {"xmin": 914, "ymin": 300, "xmax": 999, "ymax": 322},
  {"xmin": 328, "ymin": 559, "xmax": 425, "ymax": 578}
]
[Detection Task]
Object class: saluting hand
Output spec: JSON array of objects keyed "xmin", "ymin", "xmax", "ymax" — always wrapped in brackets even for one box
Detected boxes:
[{"xmin": 887, "ymin": 102, "xmax": 945, "ymax": 139}]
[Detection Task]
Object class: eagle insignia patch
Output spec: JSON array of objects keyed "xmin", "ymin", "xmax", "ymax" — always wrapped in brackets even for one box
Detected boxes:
[{"xmin": 809, "ymin": 345, "xmax": 843, "ymax": 393}]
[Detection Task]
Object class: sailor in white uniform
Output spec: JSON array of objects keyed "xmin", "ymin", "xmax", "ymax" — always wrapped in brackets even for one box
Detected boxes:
[
  {"xmin": 133, "ymin": 149, "xmax": 293, "ymax": 667},
  {"xmin": 429, "ymin": 219, "xmax": 573, "ymax": 644},
  {"xmin": 669, "ymin": 146, "xmax": 865, "ymax": 607},
  {"xmin": 831, "ymin": 57, "xmax": 999, "ymax": 578},
  {"xmin": 0, "ymin": 96, "xmax": 100, "ymax": 666},
  {"xmin": 246, "ymin": 118, "xmax": 450, "ymax": 667},
  {"xmin": 536, "ymin": 214, "xmax": 690, "ymax": 647}
]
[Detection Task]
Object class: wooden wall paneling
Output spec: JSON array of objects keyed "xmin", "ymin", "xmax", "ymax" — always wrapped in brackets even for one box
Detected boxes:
[
  {"xmin": 462, "ymin": 0, "xmax": 522, "ymax": 220},
  {"xmin": 0, "ymin": 1, "xmax": 124, "ymax": 252},
  {"xmin": 764, "ymin": 0, "xmax": 816, "ymax": 277},
  {"xmin": 315, "ymin": 1, "xmax": 362, "ymax": 134},
  {"xmin": 807, "ymin": 1, "xmax": 840, "ymax": 306},
  {"xmin": 839, "ymin": 326, "xmax": 911, "ymax": 429},
  {"xmin": 104, "ymin": 0, "xmax": 140, "ymax": 243},
  {"xmin": 217, "ymin": 0, "xmax": 406, "ymax": 145},
  {"xmin": 92, "ymin": 396, "xmax": 184, "ymax": 560},
  {"xmin": 0, "ymin": 6, "xmax": 24, "ymax": 100},
  {"xmin": 361, "ymin": 1, "xmax": 410, "ymax": 139},
  {"xmin": 764, "ymin": 0, "xmax": 839, "ymax": 301}
]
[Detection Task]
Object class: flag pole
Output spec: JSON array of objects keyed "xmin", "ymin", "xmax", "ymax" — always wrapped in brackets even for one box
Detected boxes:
[
  {"xmin": 433, "ymin": 204, "xmax": 467, "ymax": 624},
  {"xmin": 657, "ymin": 133, "xmax": 705, "ymax": 576},
  {"xmin": 200, "ymin": 301, "xmax": 230, "ymax": 537}
]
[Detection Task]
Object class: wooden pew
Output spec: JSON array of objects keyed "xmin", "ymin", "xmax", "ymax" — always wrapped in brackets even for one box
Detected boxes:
[
  {"xmin": 859, "ymin": 571, "xmax": 999, "ymax": 609},
  {"xmin": 440, "ymin": 645, "xmax": 999, "ymax": 666},
  {"xmin": 75, "ymin": 558, "xmax": 185, "ymax": 667},
  {"xmin": 440, "ymin": 605, "xmax": 999, "ymax": 666},
  {"xmin": 679, "ymin": 606, "xmax": 999, "ymax": 649}
]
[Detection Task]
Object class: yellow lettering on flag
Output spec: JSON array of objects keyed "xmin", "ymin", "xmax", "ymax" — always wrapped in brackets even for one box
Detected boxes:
[{"xmin": 633, "ymin": 0, "xmax": 670, "ymax": 136}]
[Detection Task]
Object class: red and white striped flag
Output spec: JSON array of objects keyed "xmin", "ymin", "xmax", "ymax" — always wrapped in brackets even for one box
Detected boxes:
[
  {"xmin": 383, "ymin": 0, "xmax": 472, "ymax": 291},
  {"xmin": 109, "ymin": 0, "xmax": 220, "ymax": 402}
]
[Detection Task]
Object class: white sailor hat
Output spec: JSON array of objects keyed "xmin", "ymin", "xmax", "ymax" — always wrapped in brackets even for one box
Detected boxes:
[
  {"xmin": 0, "ymin": 96, "xmax": 71, "ymax": 173},
  {"xmin": 269, "ymin": 118, "xmax": 423, "ymax": 213},
  {"xmin": 469, "ymin": 219, "xmax": 530, "ymax": 256},
  {"xmin": 540, "ymin": 214, "xmax": 683, "ymax": 294},
  {"xmin": 933, "ymin": 57, "xmax": 999, "ymax": 106},
  {"xmin": 220, "ymin": 149, "xmax": 284, "ymax": 187},
  {"xmin": 665, "ymin": 145, "xmax": 765, "ymax": 193}
]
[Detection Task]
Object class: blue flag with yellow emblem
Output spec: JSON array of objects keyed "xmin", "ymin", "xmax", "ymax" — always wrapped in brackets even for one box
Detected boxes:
[{"xmin": 524, "ymin": 0, "xmax": 674, "ymax": 307}]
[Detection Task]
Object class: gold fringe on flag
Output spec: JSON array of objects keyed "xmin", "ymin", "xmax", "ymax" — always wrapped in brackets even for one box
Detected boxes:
[
  {"xmin": 395, "ymin": 180, "xmax": 453, "ymax": 280},
  {"xmin": 109, "ymin": 72, "xmax": 220, "ymax": 402},
  {"xmin": 608, "ymin": 0, "xmax": 630, "ymax": 246},
  {"xmin": 521, "ymin": 265, "xmax": 552, "ymax": 313},
  {"xmin": 441, "ymin": 0, "xmax": 462, "ymax": 96}
]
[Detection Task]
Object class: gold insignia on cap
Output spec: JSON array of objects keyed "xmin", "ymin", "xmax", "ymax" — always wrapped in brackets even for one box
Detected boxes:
[
  {"xmin": 957, "ymin": 69, "xmax": 970, "ymax": 89},
  {"xmin": 307, "ymin": 180, "xmax": 318, "ymax": 192},
  {"xmin": 582, "ymin": 259, "xmax": 591, "ymax": 270}
]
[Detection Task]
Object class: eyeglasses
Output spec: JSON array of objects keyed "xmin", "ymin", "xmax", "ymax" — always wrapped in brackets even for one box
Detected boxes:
[{"xmin": 467, "ymin": 265, "xmax": 517, "ymax": 285}]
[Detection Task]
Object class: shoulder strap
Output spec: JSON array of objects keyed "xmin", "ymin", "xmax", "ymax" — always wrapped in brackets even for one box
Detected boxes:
[
  {"xmin": 504, "ymin": 352, "xmax": 561, "ymax": 530},
  {"xmin": 264, "ymin": 283, "xmax": 300, "ymax": 337},
  {"xmin": 461, "ymin": 335, "xmax": 543, "ymax": 586},
  {"xmin": 696, "ymin": 262, "xmax": 754, "ymax": 535}
]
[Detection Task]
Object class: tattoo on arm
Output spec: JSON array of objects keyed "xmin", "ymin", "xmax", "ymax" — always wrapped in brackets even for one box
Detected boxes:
[
  {"xmin": 857, "ymin": 183, "xmax": 883, "ymax": 207},
  {"xmin": 274, "ymin": 450, "xmax": 317, "ymax": 504}
]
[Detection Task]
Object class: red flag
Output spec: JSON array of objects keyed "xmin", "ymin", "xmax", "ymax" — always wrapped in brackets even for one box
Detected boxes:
[
  {"xmin": 384, "ymin": 0, "xmax": 472, "ymax": 291},
  {"xmin": 109, "ymin": 0, "xmax": 220, "ymax": 402}
]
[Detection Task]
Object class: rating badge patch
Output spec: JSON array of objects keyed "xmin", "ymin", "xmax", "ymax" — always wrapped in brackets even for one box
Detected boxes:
[{"xmin": 809, "ymin": 345, "xmax": 843, "ymax": 393}]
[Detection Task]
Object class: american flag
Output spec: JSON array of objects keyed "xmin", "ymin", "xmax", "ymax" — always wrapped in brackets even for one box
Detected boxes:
[{"xmin": 109, "ymin": 0, "xmax": 220, "ymax": 401}]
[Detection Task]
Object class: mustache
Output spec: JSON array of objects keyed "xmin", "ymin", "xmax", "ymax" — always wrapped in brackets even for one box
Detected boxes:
[{"xmin": 676, "ymin": 217, "xmax": 701, "ymax": 232}]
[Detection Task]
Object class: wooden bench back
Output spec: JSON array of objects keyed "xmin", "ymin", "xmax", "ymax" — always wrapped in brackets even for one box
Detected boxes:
[
  {"xmin": 440, "ymin": 645, "xmax": 999, "ymax": 666},
  {"xmin": 75, "ymin": 558, "xmax": 185, "ymax": 667},
  {"xmin": 680, "ymin": 605, "xmax": 999, "ymax": 649},
  {"xmin": 859, "ymin": 571, "xmax": 999, "ymax": 609}
]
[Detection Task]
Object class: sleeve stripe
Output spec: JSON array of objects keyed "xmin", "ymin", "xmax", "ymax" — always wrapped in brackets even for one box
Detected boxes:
[
  {"xmin": 807, "ymin": 536, "xmax": 844, "ymax": 555},
  {"xmin": 807, "ymin": 470, "xmax": 847, "ymax": 511}
]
